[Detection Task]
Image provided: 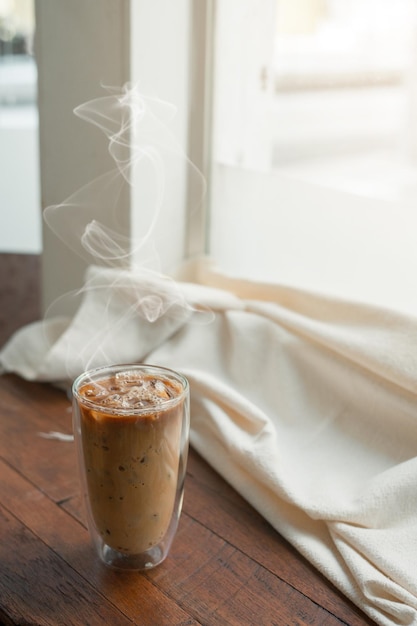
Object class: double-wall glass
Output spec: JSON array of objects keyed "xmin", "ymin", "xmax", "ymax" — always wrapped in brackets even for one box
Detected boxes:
[{"xmin": 72, "ymin": 363, "xmax": 190, "ymax": 570}]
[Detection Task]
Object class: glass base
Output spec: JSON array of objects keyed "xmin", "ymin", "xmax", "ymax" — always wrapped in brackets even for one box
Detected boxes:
[{"xmin": 97, "ymin": 538, "xmax": 168, "ymax": 571}]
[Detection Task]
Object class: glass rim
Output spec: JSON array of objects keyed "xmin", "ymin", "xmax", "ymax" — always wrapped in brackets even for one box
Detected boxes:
[{"xmin": 72, "ymin": 362, "xmax": 189, "ymax": 416}]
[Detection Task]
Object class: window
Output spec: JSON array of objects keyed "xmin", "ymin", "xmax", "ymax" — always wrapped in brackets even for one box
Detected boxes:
[
  {"xmin": 35, "ymin": 0, "xmax": 417, "ymax": 316},
  {"xmin": 208, "ymin": 0, "xmax": 417, "ymax": 314}
]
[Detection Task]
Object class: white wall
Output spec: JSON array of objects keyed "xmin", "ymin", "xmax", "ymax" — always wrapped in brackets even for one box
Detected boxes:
[
  {"xmin": 35, "ymin": 0, "xmax": 196, "ymax": 315},
  {"xmin": 35, "ymin": 0, "xmax": 131, "ymax": 315}
]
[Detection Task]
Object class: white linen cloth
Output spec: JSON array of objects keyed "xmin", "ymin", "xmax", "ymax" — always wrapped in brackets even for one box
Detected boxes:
[{"xmin": 2, "ymin": 263, "xmax": 417, "ymax": 625}]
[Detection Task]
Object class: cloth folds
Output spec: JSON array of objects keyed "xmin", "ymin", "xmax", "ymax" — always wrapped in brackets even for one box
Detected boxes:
[{"xmin": 2, "ymin": 263, "xmax": 417, "ymax": 626}]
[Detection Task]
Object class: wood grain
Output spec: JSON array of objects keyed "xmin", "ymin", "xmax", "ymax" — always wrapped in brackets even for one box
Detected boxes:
[
  {"xmin": 0, "ymin": 254, "xmax": 376, "ymax": 625},
  {"xmin": 0, "ymin": 253, "xmax": 41, "ymax": 348}
]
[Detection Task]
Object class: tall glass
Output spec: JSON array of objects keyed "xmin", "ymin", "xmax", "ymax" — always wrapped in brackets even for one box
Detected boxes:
[{"xmin": 72, "ymin": 363, "xmax": 190, "ymax": 570}]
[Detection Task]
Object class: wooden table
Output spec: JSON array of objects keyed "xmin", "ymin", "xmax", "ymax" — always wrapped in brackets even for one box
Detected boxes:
[{"xmin": 0, "ymin": 254, "xmax": 375, "ymax": 625}]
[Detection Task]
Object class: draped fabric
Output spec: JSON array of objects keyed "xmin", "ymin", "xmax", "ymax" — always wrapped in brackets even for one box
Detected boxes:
[{"xmin": 2, "ymin": 263, "xmax": 417, "ymax": 626}]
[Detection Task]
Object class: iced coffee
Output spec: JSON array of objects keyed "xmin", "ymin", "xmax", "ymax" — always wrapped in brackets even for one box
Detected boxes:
[{"xmin": 72, "ymin": 364, "xmax": 189, "ymax": 570}]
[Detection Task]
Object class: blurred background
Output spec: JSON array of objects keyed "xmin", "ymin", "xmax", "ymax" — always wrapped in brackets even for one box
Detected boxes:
[{"xmin": 0, "ymin": 0, "xmax": 40, "ymax": 253}]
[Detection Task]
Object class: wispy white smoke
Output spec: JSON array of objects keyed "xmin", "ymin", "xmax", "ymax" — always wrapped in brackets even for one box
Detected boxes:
[
  {"xmin": 44, "ymin": 83, "xmax": 205, "ymax": 267},
  {"xmin": 42, "ymin": 84, "xmax": 207, "ymax": 334}
]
